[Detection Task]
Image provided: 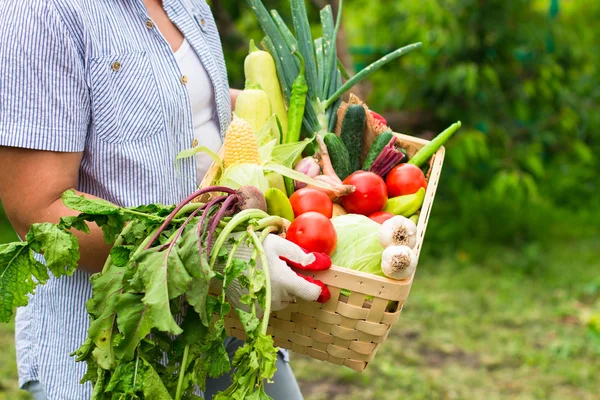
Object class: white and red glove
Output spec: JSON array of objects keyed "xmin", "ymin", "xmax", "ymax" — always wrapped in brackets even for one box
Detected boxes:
[{"xmin": 214, "ymin": 234, "xmax": 331, "ymax": 313}]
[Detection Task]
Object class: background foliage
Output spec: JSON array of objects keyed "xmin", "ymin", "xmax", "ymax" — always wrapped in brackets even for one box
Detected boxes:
[{"xmin": 1, "ymin": 0, "xmax": 599, "ymax": 398}]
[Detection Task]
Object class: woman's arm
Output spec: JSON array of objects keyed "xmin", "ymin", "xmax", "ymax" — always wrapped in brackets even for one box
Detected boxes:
[
  {"xmin": 0, "ymin": 147, "xmax": 111, "ymax": 274},
  {"xmin": 230, "ymin": 88, "xmax": 241, "ymax": 110}
]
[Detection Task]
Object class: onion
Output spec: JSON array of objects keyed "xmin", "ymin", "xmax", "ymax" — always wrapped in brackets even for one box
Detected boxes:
[{"xmin": 294, "ymin": 157, "xmax": 321, "ymax": 189}]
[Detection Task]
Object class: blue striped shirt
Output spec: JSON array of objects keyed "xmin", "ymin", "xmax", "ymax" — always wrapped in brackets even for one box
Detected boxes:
[{"xmin": 0, "ymin": 0, "xmax": 233, "ymax": 397}]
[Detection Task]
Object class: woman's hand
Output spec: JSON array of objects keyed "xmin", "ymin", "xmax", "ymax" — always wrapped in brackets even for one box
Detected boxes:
[{"xmin": 214, "ymin": 234, "xmax": 332, "ymax": 313}]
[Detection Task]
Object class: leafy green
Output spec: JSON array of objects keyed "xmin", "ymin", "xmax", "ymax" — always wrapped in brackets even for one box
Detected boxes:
[
  {"xmin": 0, "ymin": 242, "xmax": 48, "ymax": 322},
  {"xmin": 330, "ymin": 214, "xmax": 385, "ymax": 276},
  {"xmin": 114, "ymin": 293, "xmax": 153, "ymax": 361},
  {"xmin": 133, "ymin": 247, "xmax": 192, "ymax": 335}
]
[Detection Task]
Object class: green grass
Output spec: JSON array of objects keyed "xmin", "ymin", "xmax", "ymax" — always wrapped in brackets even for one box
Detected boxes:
[{"xmin": 291, "ymin": 234, "xmax": 600, "ymax": 400}]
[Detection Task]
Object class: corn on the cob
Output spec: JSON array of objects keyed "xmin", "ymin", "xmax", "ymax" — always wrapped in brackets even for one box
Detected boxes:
[{"xmin": 223, "ymin": 116, "xmax": 261, "ymax": 169}]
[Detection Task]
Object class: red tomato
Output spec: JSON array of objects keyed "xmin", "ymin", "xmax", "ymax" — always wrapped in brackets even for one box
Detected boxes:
[
  {"xmin": 286, "ymin": 212, "xmax": 337, "ymax": 255},
  {"xmin": 386, "ymin": 164, "xmax": 427, "ymax": 197},
  {"xmin": 369, "ymin": 211, "xmax": 395, "ymax": 224},
  {"xmin": 289, "ymin": 188, "xmax": 333, "ymax": 218},
  {"xmin": 341, "ymin": 171, "xmax": 388, "ymax": 216}
]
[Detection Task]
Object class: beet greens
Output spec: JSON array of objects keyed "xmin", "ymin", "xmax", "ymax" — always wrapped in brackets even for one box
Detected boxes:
[{"xmin": 0, "ymin": 186, "xmax": 285, "ymax": 399}]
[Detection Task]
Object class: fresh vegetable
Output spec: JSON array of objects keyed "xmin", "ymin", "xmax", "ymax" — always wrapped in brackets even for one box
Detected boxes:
[
  {"xmin": 369, "ymin": 136, "xmax": 407, "ymax": 177},
  {"xmin": 265, "ymin": 188, "xmax": 295, "ymax": 221},
  {"xmin": 246, "ymin": 0, "xmax": 422, "ymax": 137},
  {"xmin": 286, "ymin": 50, "xmax": 308, "ymax": 144},
  {"xmin": 0, "ymin": 185, "xmax": 291, "ymax": 399},
  {"xmin": 310, "ymin": 135, "xmax": 355, "ymax": 200},
  {"xmin": 294, "ymin": 156, "xmax": 321, "ymax": 190},
  {"xmin": 384, "ymin": 187, "xmax": 426, "ymax": 217},
  {"xmin": 408, "ymin": 121, "xmax": 462, "ymax": 167},
  {"xmin": 339, "ymin": 104, "xmax": 367, "ymax": 172},
  {"xmin": 378, "ymin": 215, "xmax": 417, "ymax": 249},
  {"xmin": 409, "ymin": 214, "xmax": 420, "ymax": 225},
  {"xmin": 223, "ymin": 116, "xmax": 260, "ymax": 168},
  {"xmin": 369, "ymin": 211, "xmax": 395, "ymax": 224},
  {"xmin": 363, "ymin": 131, "xmax": 394, "ymax": 170},
  {"xmin": 323, "ymin": 132, "xmax": 352, "ymax": 180},
  {"xmin": 234, "ymin": 81, "xmax": 272, "ymax": 134},
  {"xmin": 381, "ymin": 245, "xmax": 418, "ymax": 280},
  {"xmin": 245, "ymin": 40, "xmax": 288, "ymax": 139},
  {"xmin": 330, "ymin": 214, "xmax": 385, "ymax": 276},
  {"xmin": 287, "ymin": 212, "xmax": 337, "ymax": 255},
  {"xmin": 386, "ymin": 163, "xmax": 427, "ymax": 197},
  {"xmin": 341, "ymin": 171, "xmax": 388, "ymax": 216},
  {"xmin": 332, "ymin": 204, "xmax": 348, "ymax": 217},
  {"xmin": 289, "ymin": 188, "xmax": 333, "ymax": 218},
  {"xmin": 323, "ymin": 42, "xmax": 423, "ymax": 109},
  {"xmin": 370, "ymin": 111, "xmax": 387, "ymax": 126},
  {"xmin": 265, "ymin": 171, "xmax": 287, "ymax": 192}
]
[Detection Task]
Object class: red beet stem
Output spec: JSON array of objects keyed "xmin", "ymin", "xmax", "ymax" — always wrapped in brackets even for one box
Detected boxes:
[
  {"xmin": 206, "ymin": 195, "xmax": 238, "ymax": 256},
  {"xmin": 196, "ymin": 195, "xmax": 229, "ymax": 257},
  {"xmin": 145, "ymin": 186, "xmax": 234, "ymax": 250}
]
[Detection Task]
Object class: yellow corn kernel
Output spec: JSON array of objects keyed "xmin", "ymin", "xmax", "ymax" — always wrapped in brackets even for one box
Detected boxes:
[{"xmin": 223, "ymin": 116, "xmax": 260, "ymax": 169}]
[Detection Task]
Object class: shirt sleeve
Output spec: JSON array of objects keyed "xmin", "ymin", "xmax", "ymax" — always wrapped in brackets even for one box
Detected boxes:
[{"xmin": 0, "ymin": 0, "xmax": 90, "ymax": 152}]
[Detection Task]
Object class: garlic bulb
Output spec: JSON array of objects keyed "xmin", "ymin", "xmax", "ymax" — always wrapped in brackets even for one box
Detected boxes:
[
  {"xmin": 381, "ymin": 245, "xmax": 418, "ymax": 280},
  {"xmin": 378, "ymin": 215, "xmax": 417, "ymax": 249}
]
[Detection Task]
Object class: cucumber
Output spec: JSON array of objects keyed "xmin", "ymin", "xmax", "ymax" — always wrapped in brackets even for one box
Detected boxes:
[
  {"xmin": 323, "ymin": 133, "xmax": 352, "ymax": 180},
  {"xmin": 339, "ymin": 104, "xmax": 366, "ymax": 173},
  {"xmin": 362, "ymin": 131, "xmax": 394, "ymax": 170}
]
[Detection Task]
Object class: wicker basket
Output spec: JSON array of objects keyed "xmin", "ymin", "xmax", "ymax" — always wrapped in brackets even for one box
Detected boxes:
[{"xmin": 201, "ymin": 132, "xmax": 445, "ymax": 372}]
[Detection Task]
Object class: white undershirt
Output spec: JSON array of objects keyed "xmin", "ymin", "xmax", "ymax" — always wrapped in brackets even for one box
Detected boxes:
[{"xmin": 174, "ymin": 39, "xmax": 222, "ymax": 184}]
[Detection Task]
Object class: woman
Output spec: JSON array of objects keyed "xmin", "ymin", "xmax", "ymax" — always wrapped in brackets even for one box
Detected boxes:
[{"xmin": 0, "ymin": 0, "xmax": 327, "ymax": 398}]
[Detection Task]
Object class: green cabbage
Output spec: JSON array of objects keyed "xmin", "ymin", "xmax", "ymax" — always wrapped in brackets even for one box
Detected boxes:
[{"xmin": 331, "ymin": 214, "xmax": 385, "ymax": 276}]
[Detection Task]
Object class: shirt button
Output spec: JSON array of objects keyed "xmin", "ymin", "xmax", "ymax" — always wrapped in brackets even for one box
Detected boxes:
[
  {"xmin": 111, "ymin": 61, "xmax": 121, "ymax": 71},
  {"xmin": 200, "ymin": 18, "xmax": 206, "ymax": 27},
  {"xmin": 145, "ymin": 19, "xmax": 155, "ymax": 29},
  {"xmin": 180, "ymin": 75, "xmax": 188, "ymax": 85},
  {"xmin": 192, "ymin": 139, "xmax": 199, "ymax": 147}
]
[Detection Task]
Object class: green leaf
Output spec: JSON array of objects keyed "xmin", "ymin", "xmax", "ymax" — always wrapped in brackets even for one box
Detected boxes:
[
  {"xmin": 127, "ymin": 203, "xmax": 176, "ymax": 218},
  {"xmin": 219, "ymin": 164, "xmax": 270, "ymax": 193},
  {"xmin": 178, "ymin": 224, "xmax": 215, "ymax": 326},
  {"xmin": 114, "ymin": 293, "xmax": 153, "ymax": 361},
  {"xmin": 58, "ymin": 215, "xmax": 91, "ymax": 234},
  {"xmin": 134, "ymin": 247, "xmax": 192, "ymax": 335},
  {"xmin": 122, "ymin": 220, "xmax": 153, "ymax": 245},
  {"xmin": 109, "ymin": 245, "xmax": 133, "ymax": 268},
  {"xmin": 0, "ymin": 242, "xmax": 48, "ymax": 322},
  {"xmin": 259, "ymin": 139, "xmax": 278, "ymax": 165},
  {"xmin": 86, "ymin": 267, "xmax": 126, "ymax": 369},
  {"xmin": 291, "ymin": 0, "xmax": 319, "ymax": 101},
  {"xmin": 225, "ymin": 259, "xmax": 248, "ymax": 286},
  {"xmin": 271, "ymin": 138, "xmax": 314, "ymax": 168},
  {"xmin": 105, "ymin": 360, "xmax": 138, "ymax": 396},
  {"xmin": 175, "ymin": 145, "xmax": 223, "ymax": 175},
  {"xmin": 255, "ymin": 333, "xmax": 278, "ymax": 381},
  {"xmin": 236, "ymin": 309, "xmax": 260, "ymax": 334},
  {"xmin": 62, "ymin": 190, "xmax": 120, "ymax": 215},
  {"xmin": 263, "ymin": 162, "xmax": 332, "ymax": 190},
  {"xmin": 25, "ymin": 222, "xmax": 80, "ymax": 276},
  {"xmin": 255, "ymin": 115, "xmax": 279, "ymax": 147},
  {"xmin": 140, "ymin": 357, "xmax": 173, "ymax": 400}
]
